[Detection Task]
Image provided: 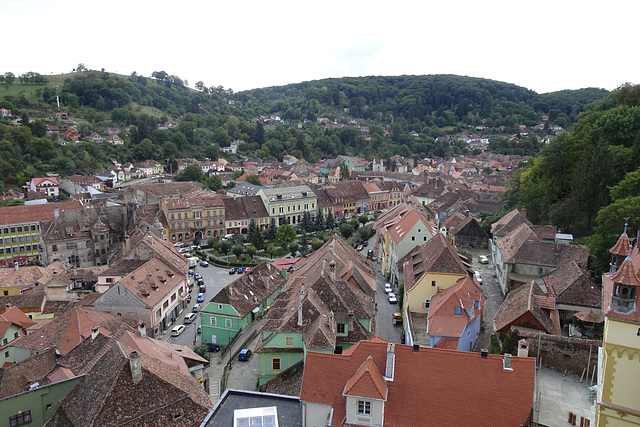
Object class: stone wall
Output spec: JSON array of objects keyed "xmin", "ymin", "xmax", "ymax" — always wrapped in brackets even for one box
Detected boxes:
[{"xmin": 517, "ymin": 329, "xmax": 601, "ymax": 377}]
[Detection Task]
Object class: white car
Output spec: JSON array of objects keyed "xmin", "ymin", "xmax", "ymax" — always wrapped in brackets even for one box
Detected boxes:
[
  {"xmin": 171, "ymin": 325, "xmax": 185, "ymax": 336},
  {"xmin": 184, "ymin": 313, "xmax": 197, "ymax": 324},
  {"xmin": 474, "ymin": 271, "xmax": 483, "ymax": 284},
  {"xmin": 388, "ymin": 293, "xmax": 398, "ymax": 304},
  {"xmin": 384, "ymin": 283, "xmax": 393, "ymax": 293}
]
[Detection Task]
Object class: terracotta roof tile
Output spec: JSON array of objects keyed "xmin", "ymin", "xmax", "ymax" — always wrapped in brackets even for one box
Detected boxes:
[
  {"xmin": 343, "ymin": 356, "xmax": 387, "ymax": 401},
  {"xmin": 300, "ymin": 338, "xmax": 534, "ymax": 426}
]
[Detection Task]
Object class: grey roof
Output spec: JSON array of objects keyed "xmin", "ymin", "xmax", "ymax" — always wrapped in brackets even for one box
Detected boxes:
[
  {"xmin": 260, "ymin": 185, "xmax": 315, "ymax": 201},
  {"xmin": 201, "ymin": 389, "xmax": 302, "ymax": 427},
  {"xmin": 226, "ymin": 182, "xmax": 262, "ymax": 196}
]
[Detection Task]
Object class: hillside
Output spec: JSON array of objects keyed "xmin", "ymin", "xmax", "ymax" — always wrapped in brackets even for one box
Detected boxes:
[{"xmin": 0, "ymin": 70, "xmax": 610, "ymax": 191}]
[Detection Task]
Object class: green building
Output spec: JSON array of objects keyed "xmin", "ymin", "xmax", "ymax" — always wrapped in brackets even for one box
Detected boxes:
[
  {"xmin": 255, "ymin": 235, "xmax": 376, "ymax": 385},
  {"xmin": 200, "ymin": 261, "xmax": 286, "ymax": 346}
]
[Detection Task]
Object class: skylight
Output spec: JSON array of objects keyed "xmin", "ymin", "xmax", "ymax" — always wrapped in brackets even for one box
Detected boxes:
[{"xmin": 234, "ymin": 406, "xmax": 278, "ymax": 427}]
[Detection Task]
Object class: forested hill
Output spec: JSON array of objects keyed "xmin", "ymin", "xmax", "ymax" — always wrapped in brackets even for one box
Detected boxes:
[
  {"xmin": 0, "ymin": 70, "xmax": 610, "ymax": 192},
  {"xmin": 236, "ymin": 74, "xmax": 609, "ymax": 128},
  {"xmin": 504, "ymin": 84, "xmax": 640, "ymax": 276}
]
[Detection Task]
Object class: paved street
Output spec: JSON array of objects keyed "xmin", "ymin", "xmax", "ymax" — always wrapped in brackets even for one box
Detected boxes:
[
  {"xmin": 161, "ymin": 260, "xmax": 239, "ymax": 346},
  {"xmin": 373, "ymin": 260, "xmax": 403, "ymax": 344}
]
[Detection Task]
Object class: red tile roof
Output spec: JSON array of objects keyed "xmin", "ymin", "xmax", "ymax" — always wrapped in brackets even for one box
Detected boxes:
[
  {"xmin": 343, "ymin": 356, "xmax": 388, "ymax": 401},
  {"xmin": 0, "ymin": 201, "xmax": 82, "ymax": 226},
  {"xmin": 300, "ymin": 337, "xmax": 534, "ymax": 426},
  {"xmin": 427, "ymin": 276, "xmax": 485, "ymax": 338}
]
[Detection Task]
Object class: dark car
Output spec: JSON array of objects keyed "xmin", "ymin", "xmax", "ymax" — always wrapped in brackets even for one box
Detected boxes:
[
  {"xmin": 236, "ymin": 267, "xmax": 244, "ymax": 274},
  {"xmin": 199, "ymin": 284, "xmax": 206, "ymax": 293},
  {"xmin": 229, "ymin": 268, "xmax": 236, "ymax": 275},
  {"xmin": 206, "ymin": 343, "xmax": 221, "ymax": 352},
  {"xmin": 238, "ymin": 349, "xmax": 252, "ymax": 361},
  {"xmin": 362, "ymin": 241, "xmax": 368, "ymax": 247}
]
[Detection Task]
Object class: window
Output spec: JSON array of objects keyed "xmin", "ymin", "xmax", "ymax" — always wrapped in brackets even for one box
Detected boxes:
[
  {"xmin": 156, "ymin": 309, "xmax": 161, "ymax": 319},
  {"xmin": 454, "ymin": 307, "xmax": 462, "ymax": 316},
  {"xmin": 336, "ymin": 323, "xmax": 346, "ymax": 334},
  {"xmin": 285, "ymin": 336, "xmax": 294, "ymax": 347},
  {"xmin": 210, "ymin": 317, "xmax": 217, "ymax": 326},
  {"xmin": 171, "ymin": 293, "xmax": 176, "ymax": 302},
  {"xmin": 357, "ymin": 401, "xmax": 371, "ymax": 416},
  {"xmin": 431, "ymin": 280, "xmax": 436, "ymax": 287},
  {"xmin": 272, "ymin": 356, "xmax": 281, "ymax": 371},
  {"xmin": 412, "ymin": 236, "xmax": 415, "ymax": 241},
  {"xmin": 52, "ymin": 245, "xmax": 57, "ymax": 252},
  {"xmin": 66, "ymin": 242, "xmax": 77, "ymax": 250},
  {"xmin": 163, "ymin": 301, "xmax": 169, "ymax": 309},
  {"xmin": 9, "ymin": 410, "xmax": 32, "ymax": 426},
  {"xmin": 5, "ymin": 350, "xmax": 9, "ymax": 358},
  {"xmin": 225, "ymin": 319, "xmax": 232, "ymax": 328},
  {"xmin": 425, "ymin": 299, "xmax": 430, "ymax": 309}
]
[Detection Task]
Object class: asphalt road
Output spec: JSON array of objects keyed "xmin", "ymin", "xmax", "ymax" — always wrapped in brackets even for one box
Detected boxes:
[{"xmin": 162, "ymin": 261, "xmax": 239, "ymax": 346}]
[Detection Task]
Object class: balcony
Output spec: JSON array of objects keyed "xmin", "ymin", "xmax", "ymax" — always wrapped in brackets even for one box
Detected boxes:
[{"xmin": 610, "ymin": 295, "xmax": 637, "ymax": 314}]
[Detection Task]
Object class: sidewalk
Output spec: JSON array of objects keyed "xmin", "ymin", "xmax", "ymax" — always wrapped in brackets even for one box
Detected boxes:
[{"xmin": 205, "ymin": 318, "xmax": 264, "ymax": 403}]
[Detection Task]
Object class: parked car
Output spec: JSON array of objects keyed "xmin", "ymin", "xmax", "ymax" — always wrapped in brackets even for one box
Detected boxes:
[
  {"xmin": 229, "ymin": 268, "xmax": 236, "ymax": 274},
  {"xmin": 194, "ymin": 273, "xmax": 202, "ymax": 281},
  {"xmin": 192, "ymin": 303, "xmax": 201, "ymax": 312},
  {"xmin": 206, "ymin": 343, "xmax": 221, "ymax": 352},
  {"xmin": 186, "ymin": 294, "xmax": 191, "ymax": 303},
  {"xmin": 384, "ymin": 283, "xmax": 392, "ymax": 293},
  {"xmin": 237, "ymin": 267, "xmax": 244, "ymax": 274},
  {"xmin": 388, "ymin": 293, "xmax": 398, "ymax": 304},
  {"xmin": 244, "ymin": 267, "xmax": 252, "ymax": 273},
  {"xmin": 356, "ymin": 245, "xmax": 363, "ymax": 251},
  {"xmin": 184, "ymin": 313, "xmax": 197, "ymax": 324},
  {"xmin": 197, "ymin": 293, "xmax": 205, "ymax": 302},
  {"xmin": 478, "ymin": 255, "xmax": 489, "ymax": 264},
  {"xmin": 238, "ymin": 349, "xmax": 252, "ymax": 361},
  {"xmin": 188, "ymin": 269, "xmax": 194, "ymax": 276},
  {"xmin": 171, "ymin": 325, "xmax": 185, "ymax": 336},
  {"xmin": 200, "ymin": 260, "xmax": 209, "ymax": 267},
  {"xmin": 474, "ymin": 271, "xmax": 483, "ymax": 284},
  {"xmin": 362, "ymin": 241, "xmax": 368, "ymax": 247},
  {"xmin": 199, "ymin": 284, "xmax": 206, "ymax": 293},
  {"xmin": 197, "ymin": 279, "xmax": 204, "ymax": 287},
  {"xmin": 393, "ymin": 312, "xmax": 403, "ymax": 324}
]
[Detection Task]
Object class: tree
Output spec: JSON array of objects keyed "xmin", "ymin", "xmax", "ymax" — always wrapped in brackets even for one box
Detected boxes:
[
  {"xmin": 266, "ymin": 218, "xmax": 277, "ymax": 241},
  {"xmin": 339, "ymin": 223, "xmax": 354, "ymax": 239},
  {"xmin": 358, "ymin": 215, "xmax": 369, "ymax": 227},
  {"xmin": 247, "ymin": 219, "xmax": 257, "ymax": 243},
  {"xmin": 219, "ymin": 240, "xmax": 231, "ymax": 255},
  {"xmin": 314, "ymin": 210, "xmax": 324, "ymax": 232},
  {"xmin": 326, "ymin": 211, "xmax": 335, "ymax": 230},
  {"xmin": 311, "ymin": 239, "xmax": 324, "ymax": 251},
  {"xmin": 76, "ymin": 63, "xmax": 87, "ymax": 72},
  {"xmin": 205, "ymin": 175, "xmax": 222, "ymax": 190},
  {"xmin": 340, "ymin": 164, "xmax": 350, "ymax": 180},
  {"xmin": 289, "ymin": 242, "xmax": 299, "ymax": 257},
  {"xmin": 246, "ymin": 245, "xmax": 257, "ymax": 258},
  {"xmin": 246, "ymin": 174, "xmax": 261, "ymax": 186},
  {"xmin": 232, "ymin": 244, "xmax": 244, "ymax": 258},
  {"xmin": 277, "ymin": 224, "xmax": 296, "ymax": 243},
  {"xmin": 300, "ymin": 211, "xmax": 312, "ymax": 232},
  {"xmin": 298, "ymin": 230, "xmax": 309, "ymax": 256},
  {"xmin": 266, "ymin": 244, "xmax": 277, "ymax": 259},
  {"xmin": 195, "ymin": 81, "xmax": 205, "ymax": 91},
  {"xmin": 175, "ymin": 164, "xmax": 203, "ymax": 182}
]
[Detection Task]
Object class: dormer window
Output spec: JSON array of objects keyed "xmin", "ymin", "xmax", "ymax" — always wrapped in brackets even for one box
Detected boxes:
[
  {"xmin": 358, "ymin": 401, "xmax": 371, "ymax": 416},
  {"xmin": 454, "ymin": 307, "xmax": 462, "ymax": 316}
]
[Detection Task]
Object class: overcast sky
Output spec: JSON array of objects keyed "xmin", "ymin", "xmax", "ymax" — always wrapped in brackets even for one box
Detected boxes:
[{"xmin": 3, "ymin": 0, "xmax": 638, "ymax": 94}]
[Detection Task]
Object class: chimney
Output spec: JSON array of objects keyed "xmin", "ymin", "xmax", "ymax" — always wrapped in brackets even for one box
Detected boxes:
[
  {"xmin": 329, "ymin": 260, "xmax": 336, "ymax": 281},
  {"xmin": 53, "ymin": 206, "xmax": 59, "ymax": 219},
  {"xmin": 385, "ymin": 343, "xmax": 396, "ymax": 380},
  {"xmin": 249, "ymin": 271, "xmax": 254, "ymax": 282},
  {"xmin": 263, "ymin": 276, "xmax": 269, "ymax": 290},
  {"xmin": 503, "ymin": 353, "xmax": 513, "ymax": 370},
  {"xmin": 481, "ymin": 348, "xmax": 488, "ymax": 359},
  {"xmin": 329, "ymin": 310, "xmax": 334, "ymax": 332},
  {"xmin": 413, "ymin": 343, "xmax": 420, "ymax": 352},
  {"xmin": 138, "ymin": 321, "xmax": 146, "ymax": 338},
  {"xmin": 14, "ymin": 262, "xmax": 19, "ymax": 272},
  {"xmin": 91, "ymin": 326, "xmax": 99, "ymax": 341},
  {"xmin": 521, "ymin": 207, "xmax": 527, "ymax": 218},
  {"xmin": 517, "ymin": 339, "xmax": 529, "ymax": 358},
  {"xmin": 148, "ymin": 235, "xmax": 153, "ymax": 245},
  {"xmin": 129, "ymin": 351, "xmax": 142, "ymax": 383},
  {"xmin": 297, "ymin": 303, "xmax": 303, "ymax": 326}
]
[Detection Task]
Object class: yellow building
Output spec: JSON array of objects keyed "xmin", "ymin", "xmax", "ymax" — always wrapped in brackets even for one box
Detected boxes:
[
  {"xmin": 398, "ymin": 233, "xmax": 470, "ymax": 346},
  {"xmin": 595, "ymin": 229, "xmax": 640, "ymax": 426},
  {"xmin": 160, "ymin": 188, "xmax": 226, "ymax": 243}
]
